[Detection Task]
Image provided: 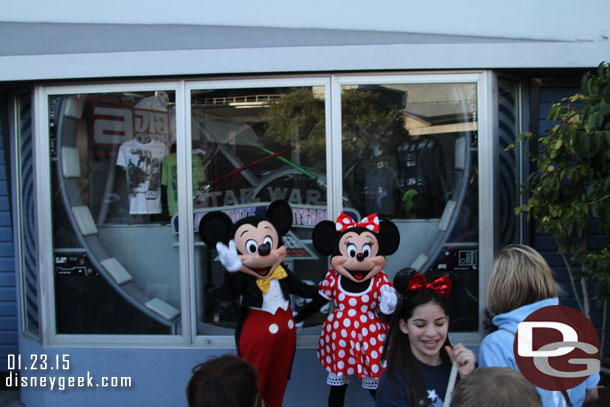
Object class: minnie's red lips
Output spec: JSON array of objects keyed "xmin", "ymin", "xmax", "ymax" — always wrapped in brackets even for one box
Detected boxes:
[{"xmin": 346, "ymin": 268, "xmax": 371, "ymax": 281}]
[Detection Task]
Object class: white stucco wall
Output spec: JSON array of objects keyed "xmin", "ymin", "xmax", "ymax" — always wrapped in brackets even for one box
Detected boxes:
[{"xmin": 3, "ymin": 0, "xmax": 610, "ymax": 42}]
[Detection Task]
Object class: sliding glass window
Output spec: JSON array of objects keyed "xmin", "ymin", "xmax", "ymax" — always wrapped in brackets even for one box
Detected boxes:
[
  {"xmin": 189, "ymin": 81, "xmax": 331, "ymax": 336},
  {"xmin": 28, "ymin": 73, "xmax": 491, "ymax": 343},
  {"xmin": 338, "ymin": 80, "xmax": 480, "ymax": 331},
  {"xmin": 49, "ymin": 89, "xmax": 181, "ymax": 335}
]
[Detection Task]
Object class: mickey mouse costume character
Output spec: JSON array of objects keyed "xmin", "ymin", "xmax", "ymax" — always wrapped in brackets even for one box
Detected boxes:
[
  {"xmin": 198, "ymin": 200, "xmax": 317, "ymax": 407},
  {"xmin": 295, "ymin": 212, "xmax": 400, "ymax": 407}
]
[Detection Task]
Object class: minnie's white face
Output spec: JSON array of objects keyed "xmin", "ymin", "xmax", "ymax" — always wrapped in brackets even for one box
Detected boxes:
[
  {"xmin": 399, "ymin": 301, "xmax": 449, "ymax": 366},
  {"xmin": 330, "ymin": 231, "xmax": 386, "ymax": 283},
  {"xmin": 233, "ymin": 220, "xmax": 286, "ymax": 279}
]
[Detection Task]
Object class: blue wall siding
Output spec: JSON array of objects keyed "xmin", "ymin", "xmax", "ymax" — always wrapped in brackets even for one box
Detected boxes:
[
  {"xmin": 532, "ymin": 85, "xmax": 610, "ymax": 358},
  {"xmin": 0, "ymin": 121, "xmax": 18, "ymax": 374}
]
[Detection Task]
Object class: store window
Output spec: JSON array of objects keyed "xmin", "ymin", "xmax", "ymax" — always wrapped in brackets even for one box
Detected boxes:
[
  {"xmin": 340, "ymin": 82, "xmax": 480, "ymax": 331},
  {"xmin": 190, "ymin": 85, "xmax": 330, "ymax": 334},
  {"xmin": 32, "ymin": 74, "xmax": 488, "ymax": 341},
  {"xmin": 50, "ymin": 90, "xmax": 180, "ymax": 334}
]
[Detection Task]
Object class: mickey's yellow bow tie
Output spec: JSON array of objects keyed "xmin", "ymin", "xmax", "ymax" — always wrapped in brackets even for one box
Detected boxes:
[{"xmin": 256, "ymin": 265, "xmax": 288, "ymax": 294}]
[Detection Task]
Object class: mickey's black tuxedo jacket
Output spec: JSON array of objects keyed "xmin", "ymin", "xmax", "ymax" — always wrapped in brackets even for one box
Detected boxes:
[{"xmin": 224, "ymin": 265, "xmax": 318, "ymax": 350}]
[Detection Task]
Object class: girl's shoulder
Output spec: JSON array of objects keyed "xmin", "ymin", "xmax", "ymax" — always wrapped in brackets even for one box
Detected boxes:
[{"xmin": 377, "ymin": 366, "xmax": 412, "ymax": 402}]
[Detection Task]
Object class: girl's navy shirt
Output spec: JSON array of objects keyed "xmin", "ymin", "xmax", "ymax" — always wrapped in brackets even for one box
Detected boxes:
[{"xmin": 376, "ymin": 359, "xmax": 452, "ymax": 407}]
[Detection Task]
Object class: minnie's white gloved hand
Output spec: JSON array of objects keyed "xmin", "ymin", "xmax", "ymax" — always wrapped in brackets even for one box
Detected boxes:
[
  {"xmin": 216, "ymin": 240, "xmax": 242, "ymax": 272},
  {"xmin": 379, "ymin": 285, "xmax": 397, "ymax": 315}
]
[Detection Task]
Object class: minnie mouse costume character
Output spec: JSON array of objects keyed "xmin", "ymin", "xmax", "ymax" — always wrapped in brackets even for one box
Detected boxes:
[
  {"xmin": 198, "ymin": 200, "xmax": 317, "ymax": 407},
  {"xmin": 295, "ymin": 212, "xmax": 400, "ymax": 407}
]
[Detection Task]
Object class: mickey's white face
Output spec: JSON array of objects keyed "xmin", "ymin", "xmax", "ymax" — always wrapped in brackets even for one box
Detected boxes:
[
  {"xmin": 330, "ymin": 231, "xmax": 385, "ymax": 283},
  {"xmin": 233, "ymin": 220, "xmax": 286, "ymax": 279}
]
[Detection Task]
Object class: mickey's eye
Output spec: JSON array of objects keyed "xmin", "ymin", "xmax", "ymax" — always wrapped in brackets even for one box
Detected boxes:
[
  {"xmin": 263, "ymin": 236, "xmax": 273, "ymax": 248},
  {"xmin": 245, "ymin": 240, "xmax": 258, "ymax": 254},
  {"xmin": 362, "ymin": 243, "xmax": 372, "ymax": 258},
  {"xmin": 347, "ymin": 243, "xmax": 358, "ymax": 258}
]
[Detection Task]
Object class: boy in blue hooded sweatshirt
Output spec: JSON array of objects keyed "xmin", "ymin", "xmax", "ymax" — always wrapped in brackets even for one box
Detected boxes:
[{"xmin": 479, "ymin": 244, "xmax": 599, "ymax": 407}]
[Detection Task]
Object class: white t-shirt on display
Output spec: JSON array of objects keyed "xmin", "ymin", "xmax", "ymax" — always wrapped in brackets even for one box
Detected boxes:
[{"xmin": 116, "ymin": 138, "xmax": 169, "ymax": 214}]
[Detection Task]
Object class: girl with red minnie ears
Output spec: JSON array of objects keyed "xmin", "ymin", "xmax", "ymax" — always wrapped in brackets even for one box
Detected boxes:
[{"xmin": 376, "ymin": 268, "xmax": 475, "ymax": 407}]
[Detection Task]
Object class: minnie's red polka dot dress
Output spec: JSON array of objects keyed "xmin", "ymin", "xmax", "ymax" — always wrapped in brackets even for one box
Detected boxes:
[{"xmin": 316, "ymin": 270, "xmax": 393, "ymax": 383}]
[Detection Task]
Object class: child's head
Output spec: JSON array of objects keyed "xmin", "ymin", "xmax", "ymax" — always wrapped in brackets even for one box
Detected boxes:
[
  {"xmin": 391, "ymin": 269, "xmax": 451, "ymax": 365},
  {"xmin": 385, "ymin": 269, "xmax": 452, "ymax": 365},
  {"xmin": 186, "ymin": 354, "xmax": 260, "ymax": 407},
  {"xmin": 381, "ymin": 269, "xmax": 452, "ymax": 403},
  {"xmin": 451, "ymin": 367, "xmax": 542, "ymax": 407},
  {"xmin": 487, "ymin": 244, "xmax": 560, "ymax": 315},
  {"xmin": 397, "ymin": 290, "xmax": 449, "ymax": 365}
]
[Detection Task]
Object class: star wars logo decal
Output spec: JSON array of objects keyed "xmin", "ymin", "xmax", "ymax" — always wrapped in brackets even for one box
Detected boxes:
[
  {"xmin": 513, "ymin": 305, "xmax": 600, "ymax": 391},
  {"xmin": 178, "ymin": 204, "xmax": 360, "ymax": 234},
  {"xmin": 195, "ymin": 187, "xmax": 324, "ymax": 209}
]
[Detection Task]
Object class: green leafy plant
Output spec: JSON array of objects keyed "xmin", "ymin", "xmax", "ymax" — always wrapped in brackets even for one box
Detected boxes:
[{"xmin": 508, "ymin": 62, "xmax": 610, "ymax": 358}]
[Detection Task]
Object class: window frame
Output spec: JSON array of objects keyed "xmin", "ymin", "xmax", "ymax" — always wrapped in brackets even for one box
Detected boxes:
[
  {"xmin": 185, "ymin": 77, "xmax": 333, "ymax": 347},
  {"xmin": 25, "ymin": 71, "xmax": 494, "ymax": 347}
]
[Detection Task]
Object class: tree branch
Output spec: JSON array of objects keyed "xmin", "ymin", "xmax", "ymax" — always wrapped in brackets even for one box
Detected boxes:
[{"xmin": 562, "ymin": 253, "xmax": 584, "ymax": 313}]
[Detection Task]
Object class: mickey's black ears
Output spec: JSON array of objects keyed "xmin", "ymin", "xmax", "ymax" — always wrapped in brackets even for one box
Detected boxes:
[
  {"xmin": 266, "ymin": 200, "xmax": 293, "ymax": 236},
  {"xmin": 198, "ymin": 211, "xmax": 234, "ymax": 246},
  {"xmin": 312, "ymin": 220, "xmax": 337, "ymax": 256}
]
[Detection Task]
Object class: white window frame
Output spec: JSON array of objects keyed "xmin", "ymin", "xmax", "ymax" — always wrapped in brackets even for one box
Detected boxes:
[
  {"xmin": 332, "ymin": 72, "xmax": 495, "ymax": 347},
  {"xmin": 34, "ymin": 82, "xmax": 189, "ymax": 346},
  {"xmin": 185, "ymin": 77, "xmax": 333, "ymax": 348},
  {"xmin": 27, "ymin": 71, "xmax": 495, "ymax": 348}
]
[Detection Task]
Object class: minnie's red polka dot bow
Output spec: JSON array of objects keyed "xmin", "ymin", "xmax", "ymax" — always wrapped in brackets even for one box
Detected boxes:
[{"xmin": 335, "ymin": 213, "xmax": 380, "ymax": 233}]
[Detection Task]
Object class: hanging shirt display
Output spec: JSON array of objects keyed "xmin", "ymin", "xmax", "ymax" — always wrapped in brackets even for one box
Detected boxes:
[
  {"xmin": 397, "ymin": 136, "xmax": 446, "ymax": 218},
  {"xmin": 116, "ymin": 138, "xmax": 169, "ymax": 214},
  {"xmin": 161, "ymin": 153, "xmax": 206, "ymax": 217},
  {"xmin": 357, "ymin": 151, "xmax": 399, "ymax": 217}
]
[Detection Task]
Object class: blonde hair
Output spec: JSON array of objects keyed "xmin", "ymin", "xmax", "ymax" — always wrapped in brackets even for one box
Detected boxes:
[{"xmin": 487, "ymin": 244, "xmax": 560, "ymax": 315}]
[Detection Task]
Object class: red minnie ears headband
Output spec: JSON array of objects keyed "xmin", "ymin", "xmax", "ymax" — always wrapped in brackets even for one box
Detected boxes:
[
  {"xmin": 335, "ymin": 212, "xmax": 380, "ymax": 233},
  {"xmin": 407, "ymin": 273, "xmax": 452, "ymax": 298}
]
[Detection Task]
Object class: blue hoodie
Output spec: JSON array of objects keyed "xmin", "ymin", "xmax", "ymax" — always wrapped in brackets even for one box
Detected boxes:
[{"xmin": 479, "ymin": 298, "xmax": 599, "ymax": 407}]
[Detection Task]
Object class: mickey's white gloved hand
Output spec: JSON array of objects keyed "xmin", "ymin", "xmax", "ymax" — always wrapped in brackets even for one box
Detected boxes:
[
  {"xmin": 379, "ymin": 285, "xmax": 397, "ymax": 315},
  {"xmin": 216, "ymin": 240, "xmax": 242, "ymax": 273}
]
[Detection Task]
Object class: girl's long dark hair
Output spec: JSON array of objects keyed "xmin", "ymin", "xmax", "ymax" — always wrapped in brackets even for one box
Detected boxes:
[{"xmin": 380, "ymin": 269, "xmax": 451, "ymax": 405}]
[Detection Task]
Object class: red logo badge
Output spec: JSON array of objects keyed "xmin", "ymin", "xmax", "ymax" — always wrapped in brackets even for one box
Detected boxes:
[{"xmin": 513, "ymin": 305, "xmax": 600, "ymax": 391}]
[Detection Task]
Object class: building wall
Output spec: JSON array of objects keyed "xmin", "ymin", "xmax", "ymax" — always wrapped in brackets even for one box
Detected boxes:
[
  {"xmin": 0, "ymin": 95, "xmax": 18, "ymax": 378},
  {"xmin": 17, "ymin": 338, "xmax": 373, "ymax": 407},
  {"xmin": 2, "ymin": 72, "xmax": 608, "ymax": 404}
]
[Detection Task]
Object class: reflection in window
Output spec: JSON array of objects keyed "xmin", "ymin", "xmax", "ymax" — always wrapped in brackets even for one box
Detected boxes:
[
  {"xmin": 340, "ymin": 83, "xmax": 479, "ymax": 331},
  {"xmin": 50, "ymin": 91, "xmax": 179, "ymax": 334},
  {"xmin": 191, "ymin": 86, "xmax": 329, "ymax": 334}
]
